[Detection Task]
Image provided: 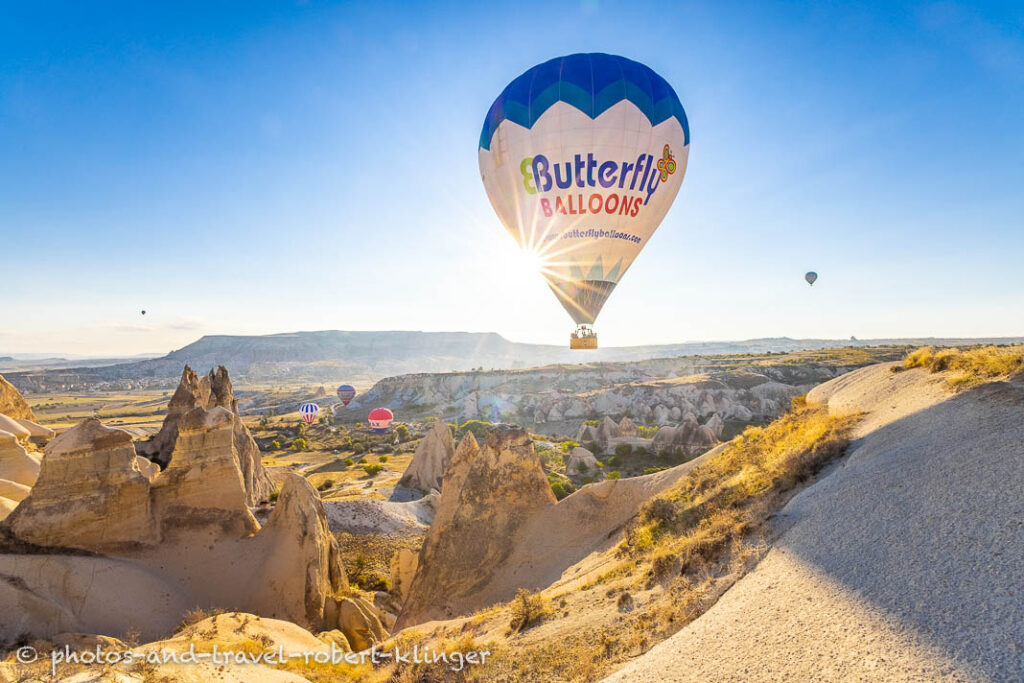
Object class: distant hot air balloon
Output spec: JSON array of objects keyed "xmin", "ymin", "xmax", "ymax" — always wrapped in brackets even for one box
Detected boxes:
[
  {"xmin": 479, "ymin": 53, "xmax": 690, "ymax": 350},
  {"xmin": 299, "ymin": 402, "xmax": 320, "ymax": 425},
  {"xmin": 805, "ymin": 271, "xmax": 818, "ymax": 286},
  {"xmin": 368, "ymin": 408, "xmax": 394, "ymax": 434},
  {"xmin": 141, "ymin": 310, "xmax": 146, "ymax": 315},
  {"xmin": 336, "ymin": 384, "xmax": 356, "ymax": 406}
]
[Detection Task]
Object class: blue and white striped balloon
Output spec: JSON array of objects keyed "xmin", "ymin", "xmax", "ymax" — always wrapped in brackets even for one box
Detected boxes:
[{"xmin": 299, "ymin": 402, "xmax": 320, "ymax": 425}]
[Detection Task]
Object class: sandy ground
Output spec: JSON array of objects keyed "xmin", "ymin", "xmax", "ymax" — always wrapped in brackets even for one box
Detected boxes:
[{"xmin": 604, "ymin": 364, "xmax": 1024, "ymax": 682}]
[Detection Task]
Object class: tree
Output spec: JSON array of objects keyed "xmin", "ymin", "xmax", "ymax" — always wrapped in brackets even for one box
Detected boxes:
[{"xmin": 394, "ymin": 424, "xmax": 411, "ymax": 442}]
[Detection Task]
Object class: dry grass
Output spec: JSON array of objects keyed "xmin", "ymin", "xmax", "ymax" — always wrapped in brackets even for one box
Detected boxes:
[
  {"xmin": 904, "ymin": 345, "xmax": 1024, "ymax": 389},
  {"xmin": 619, "ymin": 404, "xmax": 859, "ymax": 573}
]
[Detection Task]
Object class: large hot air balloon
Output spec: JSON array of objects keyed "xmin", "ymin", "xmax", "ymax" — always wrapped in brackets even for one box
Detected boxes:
[
  {"xmin": 368, "ymin": 408, "xmax": 394, "ymax": 434},
  {"xmin": 336, "ymin": 384, "xmax": 356, "ymax": 406},
  {"xmin": 479, "ymin": 53, "xmax": 690, "ymax": 349},
  {"xmin": 805, "ymin": 271, "xmax": 818, "ymax": 286},
  {"xmin": 299, "ymin": 402, "xmax": 320, "ymax": 425}
]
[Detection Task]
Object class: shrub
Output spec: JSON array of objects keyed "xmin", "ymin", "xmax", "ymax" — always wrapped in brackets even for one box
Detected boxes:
[
  {"xmin": 457, "ymin": 420, "xmax": 492, "ymax": 441},
  {"xmin": 343, "ymin": 458, "xmax": 354, "ymax": 467},
  {"xmin": 508, "ymin": 588, "xmax": 546, "ymax": 632},
  {"xmin": 291, "ymin": 437, "xmax": 307, "ymax": 451},
  {"xmin": 606, "ymin": 455, "xmax": 620, "ymax": 467},
  {"xmin": 614, "ymin": 443, "xmax": 632, "ymax": 458},
  {"xmin": 268, "ymin": 491, "xmax": 279, "ymax": 503},
  {"xmin": 634, "ymin": 446, "xmax": 648, "ymax": 457},
  {"xmin": 636, "ymin": 425, "xmax": 658, "ymax": 438},
  {"xmin": 606, "ymin": 471, "xmax": 621, "ymax": 480},
  {"xmin": 317, "ymin": 479, "xmax": 333, "ymax": 492},
  {"xmin": 650, "ymin": 552, "xmax": 677, "ymax": 579},
  {"xmin": 550, "ymin": 481, "xmax": 568, "ymax": 500},
  {"xmin": 560, "ymin": 441, "xmax": 580, "ymax": 453},
  {"xmin": 642, "ymin": 497, "xmax": 678, "ymax": 525},
  {"xmin": 394, "ymin": 424, "xmax": 411, "ymax": 442},
  {"xmin": 379, "ymin": 455, "xmax": 388, "ymax": 463},
  {"xmin": 362, "ymin": 463, "xmax": 384, "ymax": 477},
  {"xmin": 270, "ymin": 440, "xmax": 281, "ymax": 450}
]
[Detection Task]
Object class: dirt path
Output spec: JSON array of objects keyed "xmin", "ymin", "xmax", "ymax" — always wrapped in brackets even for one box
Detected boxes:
[{"xmin": 604, "ymin": 364, "xmax": 1024, "ymax": 682}]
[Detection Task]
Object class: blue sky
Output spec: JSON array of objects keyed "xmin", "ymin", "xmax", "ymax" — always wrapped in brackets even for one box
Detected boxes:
[{"xmin": 2, "ymin": 1, "xmax": 1022, "ymax": 355}]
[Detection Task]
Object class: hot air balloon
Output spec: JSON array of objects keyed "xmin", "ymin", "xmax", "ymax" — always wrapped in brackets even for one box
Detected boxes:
[
  {"xmin": 805, "ymin": 272, "xmax": 818, "ymax": 286},
  {"xmin": 368, "ymin": 408, "xmax": 394, "ymax": 434},
  {"xmin": 479, "ymin": 53, "xmax": 690, "ymax": 349},
  {"xmin": 140, "ymin": 310, "xmax": 146, "ymax": 315},
  {"xmin": 299, "ymin": 402, "xmax": 320, "ymax": 425},
  {"xmin": 336, "ymin": 384, "xmax": 356, "ymax": 406}
]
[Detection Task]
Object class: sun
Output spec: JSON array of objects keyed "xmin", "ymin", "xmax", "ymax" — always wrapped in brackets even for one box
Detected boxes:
[{"xmin": 517, "ymin": 246, "xmax": 549, "ymax": 275}]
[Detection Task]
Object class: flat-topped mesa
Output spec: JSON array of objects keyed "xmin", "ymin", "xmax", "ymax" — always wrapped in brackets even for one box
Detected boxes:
[
  {"xmin": 138, "ymin": 364, "xmax": 273, "ymax": 506},
  {"xmin": 397, "ymin": 420, "xmax": 454, "ymax": 494},
  {"xmin": 5, "ymin": 419, "xmax": 156, "ymax": 550},
  {"xmin": 396, "ymin": 425, "xmax": 556, "ymax": 628}
]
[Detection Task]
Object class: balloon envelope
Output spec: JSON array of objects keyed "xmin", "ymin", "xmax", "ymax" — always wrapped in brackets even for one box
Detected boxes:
[
  {"xmin": 368, "ymin": 408, "xmax": 394, "ymax": 434},
  {"xmin": 479, "ymin": 53, "xmax": 689, "ymax": 326},
  {"xmin": 299, "ymin": 402, "xmax": 320, "ymax": 425},
  {"xmin": 805, "ymin": 271, "xmax": 818, "ymax": 286},
  {"xmin": 336, "ymin": 384, "xmax": 356, "ymax": 406}
]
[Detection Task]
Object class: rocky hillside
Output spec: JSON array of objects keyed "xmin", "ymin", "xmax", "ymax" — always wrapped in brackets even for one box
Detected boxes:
[{"xmin": 345, "ymin": 349, "xmax": 906, "ymax": 433}]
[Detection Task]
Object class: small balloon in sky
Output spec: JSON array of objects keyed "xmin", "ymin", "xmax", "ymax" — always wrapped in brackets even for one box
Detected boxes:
[
  {"xmin": 141, "ymin": 310, "xmax": 146, "ymax": 315},
  {"xmin": 805, "ymin": 271, "xmax": 818, "ymax": 286}
]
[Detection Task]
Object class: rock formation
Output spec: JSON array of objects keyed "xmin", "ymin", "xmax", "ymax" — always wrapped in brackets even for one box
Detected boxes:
[
  {"xmin": 397, "ymin": 419, "xmax": 454, "ymax": 493},
  {"xmin": 389, "ymin": 547, "xmax": 419, "ymax": 603},
  {"xmin": 151, "ymin": 406, "xmax": 259, "ymax": 539},
  {"xmin": 0, "ymin": 373, "xmax": 34, "ymax": 421},
  {"xmin": 334, "ymin": 597, "xmax": 387, "ymax": 651},
  {"xmin": 5, "ymin": 419, "xmax": 155, "ymax": 550},
  {"xmin": 396, "ymin": 427, "xmax": 556, "ymax": 628},
  {"xmin": 597, "ymin": 416, "xmax": 620, "ymax": 444},
  {"xmin": 0, "ymin": 430, "xmax": 39, "ymax": 488},
  {"xmin": 650, "ymin": 416, "xmax": 719, "ymax": 457},
  {"xmin": 618, "ymin": 416, "xmax": 638, "ymax": 436},
  {"xmin": 395, "ymin": 427, "xmax": 709, "ymax": 629},
  {"xmin": 567, "ymin": 446, "xmax": 599, "ymax": 475},
  {"xmin": 138, "ymin": 365, "xmax": 273, "ymax": 505},
  {"xmin": 0, "ymin": 414, "xmax": 30, "ymax": 440},
  {"xmin": 0, "ymin": 411, "xmax": 362, "ymax": 641}
]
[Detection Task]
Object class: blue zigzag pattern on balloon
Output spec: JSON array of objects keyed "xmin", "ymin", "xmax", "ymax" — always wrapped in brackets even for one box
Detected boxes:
[{"xmin": 480, "ymin": 53, "xmax": 689, "ymax": 151}]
